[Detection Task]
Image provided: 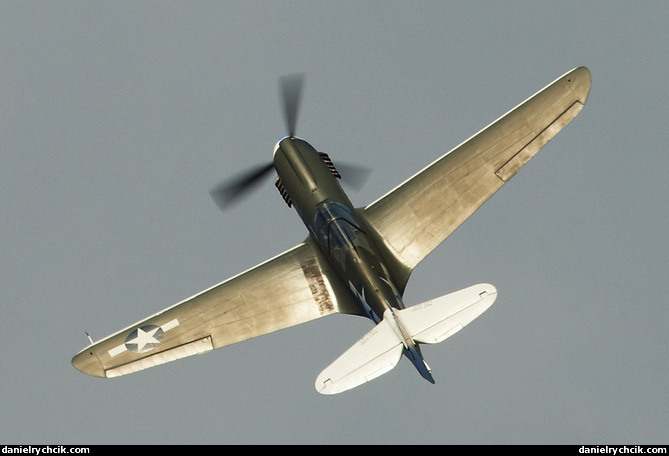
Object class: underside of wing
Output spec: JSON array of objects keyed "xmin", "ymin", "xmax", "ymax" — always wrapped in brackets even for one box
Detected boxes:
[
  {"xmin": 363, "ymin": 67, "xmax": 591, "ymax": 278},
  {"xmin": 72, "ymin": 237, "xmax": 363, "ymax": 378}
]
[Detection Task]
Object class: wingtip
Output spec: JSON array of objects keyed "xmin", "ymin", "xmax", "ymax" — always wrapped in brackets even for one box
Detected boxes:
[
  {"xmin": 567, "ymin": 66, "xmax": 592, "ymax": 105},
  {"xmin": 72, "ymin": 348, "xmax": 106, "ymax": 378}
]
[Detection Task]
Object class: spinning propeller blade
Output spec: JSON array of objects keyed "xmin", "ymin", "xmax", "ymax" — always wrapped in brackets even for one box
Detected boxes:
[
  {"xmin": 209, "ymin": 162, "xmax": 274, "ymax": 210},
  {"xmin": 210, "ymin": 73, "xmax": 369, "ymax": 211},
  {"xmin": 280, "ymin": 73, "xmax": 305, "ymax": 137},
  {"xmin": 335, "ymin": 162, "xmax": 371, "ymax": 191}
]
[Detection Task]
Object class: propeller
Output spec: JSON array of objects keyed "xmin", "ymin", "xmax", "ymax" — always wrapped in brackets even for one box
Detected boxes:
[
  {"xmin": 209, "ymin": 74, "xmax": 305, "ymax": 210},
  {"xmin": 333, "ymin": 162, "xmax": 371, "ymax": 191},
  {"xmin": 209, "ymin": 73, "xmax": 369, "ymax": 211},
  {"xmin": 280, "ymin": 73, "xmax": 305, "ymax": 138},
  {"xmin": 209, "ymin": 162, "xmax": 275, "ymax": 211}
]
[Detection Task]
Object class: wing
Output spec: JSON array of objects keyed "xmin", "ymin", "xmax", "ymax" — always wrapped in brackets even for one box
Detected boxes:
[
  {"xmin": 72, "ymin": 237, "xmax": 362, "ymax": 378},
  {"xmin": 363, "ymin": 67, "xmax": 591, "ymax": 278}
]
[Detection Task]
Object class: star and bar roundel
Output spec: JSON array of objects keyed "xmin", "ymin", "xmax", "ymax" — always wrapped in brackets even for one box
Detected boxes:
[{"xmin": 107, "ymin": 319, "xmax": 179, "ymax": 358}]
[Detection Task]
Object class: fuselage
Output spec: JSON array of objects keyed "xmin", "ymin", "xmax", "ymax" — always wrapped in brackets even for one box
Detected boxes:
[
  {"xmin": 273, "ymin": 136, "xmax": 403, "ymax": 322},
  {"xmin": 273, "ymin": 136, "xmax": 434, "ymax": 382}
]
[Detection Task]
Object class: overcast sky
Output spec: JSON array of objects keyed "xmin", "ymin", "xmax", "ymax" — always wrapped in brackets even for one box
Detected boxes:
[{"xmin": 2, "ymin": 1, "xmax": 667, "ymax": 445}]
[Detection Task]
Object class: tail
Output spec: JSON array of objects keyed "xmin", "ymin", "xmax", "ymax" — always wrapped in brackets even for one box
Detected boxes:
[{"xmin": 315, "ymin": 283, "xmax": 497, "ymax": 394}]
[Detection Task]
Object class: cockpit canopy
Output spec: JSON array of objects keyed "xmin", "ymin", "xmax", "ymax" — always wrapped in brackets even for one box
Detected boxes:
[{"xmin": 312, "ymin": 200, "xmax": 362, "ymax": 252}]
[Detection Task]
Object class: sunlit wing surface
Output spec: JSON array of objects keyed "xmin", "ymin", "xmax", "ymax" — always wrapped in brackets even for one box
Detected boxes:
[
  {"xmin": 363, "ymin": 67, "xmax": 591, "ymax": 274},
  {"xmin": 72, "ymin": 238, "xmax": 362, "ymax": 378}
]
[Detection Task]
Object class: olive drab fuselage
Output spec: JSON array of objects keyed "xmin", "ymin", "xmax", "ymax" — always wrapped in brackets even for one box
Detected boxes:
[{"xmin": 273, "ymin": 136, "xmax": 405, "ymax": 323}]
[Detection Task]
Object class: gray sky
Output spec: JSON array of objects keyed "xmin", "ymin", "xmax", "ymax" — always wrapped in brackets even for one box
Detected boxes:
[{"xmin": 2, "ymin": 1, "xmax": 667, "ymax": 445}]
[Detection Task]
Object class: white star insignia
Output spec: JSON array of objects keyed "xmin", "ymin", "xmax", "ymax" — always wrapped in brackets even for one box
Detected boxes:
[
  {"xmin": 125, "ymin": 325, "xmax": 164, "ymax": 353},
  {"xmin": 107, "ymin": 319, "xmax": 180, "ymax": 357}
]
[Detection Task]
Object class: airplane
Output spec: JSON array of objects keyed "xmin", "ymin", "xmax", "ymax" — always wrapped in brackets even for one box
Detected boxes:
[{"xmin": 72, "ymin": 67, "xmax": 591, "ymax": 394}]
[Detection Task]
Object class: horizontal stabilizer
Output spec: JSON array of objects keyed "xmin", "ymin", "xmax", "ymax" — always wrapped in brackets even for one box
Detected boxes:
[
  {"xmin": 399, "ymin": 283, "xmax": 497, "ymax": 344},
  {"xmin": 315, "ymin": 284, "xmax": 496, "ymax": 394},
  {"xmin": 315, "ymin": 316, "xmax": 404, "ymax": 395}
]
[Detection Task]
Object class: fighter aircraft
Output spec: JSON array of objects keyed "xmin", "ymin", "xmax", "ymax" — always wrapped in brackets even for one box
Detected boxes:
[{"xmin": 72, "ymin": 67, "xmax": 591, "ymax": 394}]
